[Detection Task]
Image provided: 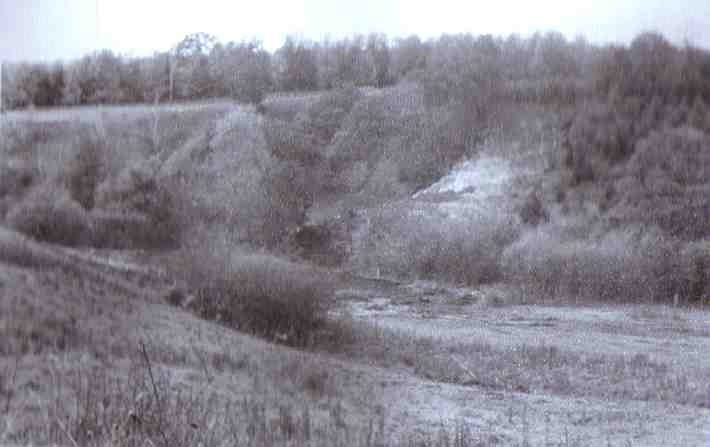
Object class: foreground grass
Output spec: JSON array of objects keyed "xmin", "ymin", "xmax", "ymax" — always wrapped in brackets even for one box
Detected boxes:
[
  {"xmin": 318, "ymin": 315, "xmax": 707, "ymax": 410},
  {"xmin": 0, "ymin": 261, "xmax": 503, "ymax": 447},
  {"xmin": 0, "ymin": 256, "xmax": 641, "ymax": 447}
]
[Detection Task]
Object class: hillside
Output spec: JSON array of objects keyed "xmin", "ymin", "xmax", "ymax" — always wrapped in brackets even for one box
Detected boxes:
[{"xmin": 1, "ymin": 90, "xmax": 709, "ymax": 446}]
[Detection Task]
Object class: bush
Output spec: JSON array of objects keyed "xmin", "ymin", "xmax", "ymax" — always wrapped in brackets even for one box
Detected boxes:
[
  {"xmin": 0, "ymin": 121, "xmax": 72, "ymax": 157},
  {"xmin": 291, "ymin": 217, "xmax": 352, "ymax": 267},
  {"xmin": 683, "ymin": 240, "xmax": 710, "ymax": 304},
  {"xmin": 518, "ymin": 189, "xmax": 549, "ymax": 226},
  {"xmin": 178, "ymin": 247, "xmax": 335, "ymax": 346},
  {"xmin": 601, "ymin": 127, "xmax": 710, "ymax": 240},
  {"xmin": 298, "ymin": 86, "xmax": 361, "ymax": 143},
  {"xmin": 395, "ymin": 105, "xmax": 469, "ymax": 188},
  {"xmin": 172, "ymin": 108, "xmax": 310, "ymax": 250},
  {"xmin": 0, "ymin": 158, "xmax": 39, "ymax": 219},
  {"xmin": 6, "ymin": 184, "xmax": 93, "ymax": 246},
  {"xmin": 261, "ymin": 88, "xmax": 361, "ymax": 195},
  {"xmin": 629, "ymin": 127, "xmax": 710, "ymax": 187},
  {"xmin": 63, "ymin": 131, "xmax": 103, "ymax": 210},
  {"xmin": 262, "ymin": 117, "xmax": 323, "ymax": 166},
  {"xmin": 503, "ymin": 225, "xmax": 689, "ymax": 303},
  {"xmin": 326, "ymin": 84, "xmax": 461, "ymax": 193},
  {"xmin": 354, "ymin": 201, "xmax": 519, "ymax": 285},
  {"xmin": 327, "ymin": 93, "xmax": 392, "ymax": 172},
  {"xmin": 251, "ymin": 162, "xmax": 311, "ymax": 248},
  {"xmin": 562, "ymin": 101, "xmax": 634, "ymax": 185},
  {"xmin": 93, "ymin": 159, "xmax": 181, "ymax": 248}
]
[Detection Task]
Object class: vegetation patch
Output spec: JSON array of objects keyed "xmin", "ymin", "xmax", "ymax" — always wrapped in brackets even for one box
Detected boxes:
[
  {"xmin": 175, "ymin": 244, "xmax": 336, "ymax": 346},
  {"xmin": 5, "ymin": 185, "xmax": 93, "ymax": 247}
]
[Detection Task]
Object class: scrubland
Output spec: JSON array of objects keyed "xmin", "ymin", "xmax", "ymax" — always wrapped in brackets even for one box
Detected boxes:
[{"xmin": 1, "ymin": 31, "xmax": 710, "ymax": 446}]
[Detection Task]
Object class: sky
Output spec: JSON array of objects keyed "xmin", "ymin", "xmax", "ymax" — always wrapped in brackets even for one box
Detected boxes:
[{"xmin": 1, "ymin": 0, "xmax": 709, "ymax": 63}]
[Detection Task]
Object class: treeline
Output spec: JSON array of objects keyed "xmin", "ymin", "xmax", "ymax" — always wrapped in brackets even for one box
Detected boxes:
[
  {"xmin": 3, "ymin": 30, "xmax": 710, "ymax": 117},
  {"xmin": 0, "ymin": 30, "xmax": 641, "ymax": 109}
]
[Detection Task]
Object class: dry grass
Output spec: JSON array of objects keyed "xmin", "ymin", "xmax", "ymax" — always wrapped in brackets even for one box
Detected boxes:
[
  {"xmin": 323, "ymin": 318, "xmax": 707, "ymax": 409},
  {"xmin": 0, "ymin": 228, "xmax": 693, "ymax": 447},
  {"xmin": 0, "ymin": 257, "xmax": 508, "ymax": 447}
]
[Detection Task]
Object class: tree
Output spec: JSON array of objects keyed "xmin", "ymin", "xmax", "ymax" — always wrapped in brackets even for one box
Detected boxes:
[
  {"xmin": 330, "ymin": 36, "xmax": 371, "ymax": 86},
  {"xmin": 118, "ymin": 59, "xmax": 145, "ymax": 103},
  {"xmin": 532, "ymin": 31, "xmax": 579, "ymax": 79},
  {"xmin": 174, "ymin": 33, "xmax": 218, "ymax": 99},
  {"xmin": 392, "ymin": 35, "xmax": 428, "ymax": 78},
  {"xmin": 62, "ymin": 63, "xmax": 82, "ymax": 105},
  {"xmin": 367, "ymin": 33, "xmax": 392, "ymax": 88},
  {"xmin": 688, "ymin": 96, "xmax": 710, "ymax": 131},
  {"xmin": 276, "ymin": 37, "xmax": 319, "ymax": 91},
  {"xmin": 216, "ymin": 41, "xmax": 273, "ymax": 104},
  {"xmin": 628, "ymin": 32, "xmax": 675, "ymax": 98},
  {"xmin": 592, "ymin": 45, "xmax": 632, "ymax": 98},
  {"xmin": 1, "ymin": 62, "xmax": 65, "ymax": 108}
]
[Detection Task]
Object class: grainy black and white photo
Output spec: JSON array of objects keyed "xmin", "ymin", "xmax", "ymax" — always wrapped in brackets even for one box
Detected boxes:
[{"xmin": 1, "ymin": 0, "xmax": 709, "ymax": 445}]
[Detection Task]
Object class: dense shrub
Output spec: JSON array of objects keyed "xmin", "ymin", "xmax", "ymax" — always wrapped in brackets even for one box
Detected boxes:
[
  {"xmin": 225, "ymin": 102, "xmax": 336, "ymax": 246},
  {"xmin": 595, "ymin": 127, "xmax": 710, "ymax": 240},
  {"xmin": 354, "ymin": 201, "xmax": 519, "ymax": 285},
  {"xmin": 0, "ymin": 121, "xmax": 71, "ymax": 156},
  {"xmin": 6, "ymin": 185, "xmax": 92, "ymax": 246},
  {"xmin": 518, "ymin": 189, "xmax": 549, "ymax": 226},
  {"xmin": 174, "ymin": 108, "xmax": 310, "ymax": 250},
  {"xmin": 503, "ymin": 225, "xmax": 690, "ymax": 303},
  {"xmin": 93, "ymin": 159, "xmax": 181, "ymax": 248},
  {"xmin": 262, "ymin": 117, "xmax": 323, "ymax": 166},
  {"xmin": 630, "ymin": 127, "xmax": 710, "ymax": 187},
  {"xmin": 687, "ymin": 97, "xmax": 710, "ymax": 131},
  {"xmin": 297, "ymin": 86, "xmax": 361, "ymax": 143},
  {"xmin": 561, "ymin": 101, "xmax": 634, "ymax": 185},
  {"xmin": 179, "ymin": 247, "xmax": 336, "ymax": 346},
  {"xmin": 559, "ymin": 35, "xmax": 710, "ymax": 224},
  {"xmin": 326, "ymin": 93, "xmax": 392, "ymax": 172},
  {"xmin": 325, "ymin": 84, "xmax": 463, "ymax": 194},
  {"xmin": 507, "ymin": 77, "xmax": 589, "ymax": 105},
  {"xmin": 255, "ymin": 162, "xmax": 311, "ymax": 245},
  {"xmin": 394, "ymin": 105, "xmax": 469, "ymax": 187},
  {"xmin": 96, "ymin": 158, "xmax": 166, "ymax": 214},
  {"xmin": 683, "ymin": 240, "xmax": 710, "ymax": 304},
  {"xmin": 63, "ymin": 132, "xmax": 103, "ymax": 209},
  {"xmin": 591, "ymin": 34, "xmax": 710, "ymax": 104},
  {"xmin": 291, "ymin": 217, "xmax": 352, "ymax": 266},
  {"xmin": 0, "ymin": 158, "xmax": 39, "ymax": 218}
]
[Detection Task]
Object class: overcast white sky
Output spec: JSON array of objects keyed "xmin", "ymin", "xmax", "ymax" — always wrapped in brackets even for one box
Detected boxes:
[{"xmin": 1, "ymin": 0, "xmax": 709, "ymax": 62}]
